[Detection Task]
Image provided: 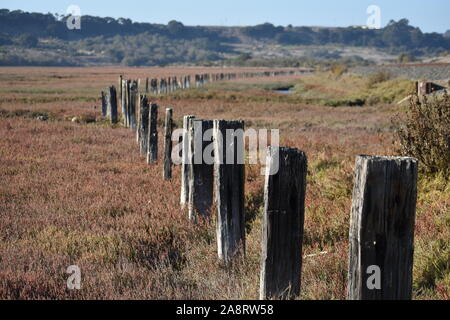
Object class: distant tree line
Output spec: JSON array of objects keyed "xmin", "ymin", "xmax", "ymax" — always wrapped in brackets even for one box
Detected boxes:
[
  {"xmin": 243, "ymin": 20, "xmax": 450, "ymax": 55},
  {"xmin": 0, "ymin": 9, "xmax": 449, "ymax": 66},
  {"xmin": 0, "ymin": 9, "xmax": 227, "ymax": 41}
]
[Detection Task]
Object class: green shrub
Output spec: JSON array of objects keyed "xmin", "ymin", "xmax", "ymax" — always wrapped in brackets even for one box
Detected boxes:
[
  {"xmin": 367, "ymin": 71, "xmax": 391, "ymax": 88},
  {"xmin": 394, "ymin": 92, "xmax": 450, "ymax": 177},
  {"xmin": 330, "ymin": 65, "xmax": 348, "ymax": 78}
]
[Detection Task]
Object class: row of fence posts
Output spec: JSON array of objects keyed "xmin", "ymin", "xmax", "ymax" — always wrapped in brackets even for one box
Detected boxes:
[
  {"xmin": 101, "ymin": 69, "xmax": 308, "ymax": 124},
  {"xmin": 100, "ymin": 73, "xmax": 419, "ymax": 301},
  {"xmin": 177, "ymin": 114, "xmax": 419, "ymax": 300},
  {"xmin": 100, "ymin": 76, "xmax": 174, "ymax": 179}
]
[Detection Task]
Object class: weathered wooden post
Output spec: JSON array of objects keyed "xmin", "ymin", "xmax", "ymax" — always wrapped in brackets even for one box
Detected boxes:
[
  {"xmin": 417, "ymin": 81, "xmax": 431, "ymax": 96},
  {"xmin": 180, "ymin": 115, "xmax": 195, "ymax": 208},
  {"xmin": 188, "ymin": 119, "xmax": 214, "ymax": 221},
  {"xmin": 101, "ymin": 91, "xmax": 107, "ymax": 117},
  {"xmin": 259, "ymin": 147, "xmax": 307, "ymax": 300},
  {"xmin": 163, "ymin": 108, "xmax": 173, "ymax": 180},
  {"xmin": 153, "ymin": 78, "xmax": 158, "ymax": 94},
  {"xmin": 118, "ymin": 75, "xmax": 123, "ymax": 108},
  {"xmin": 136, "ymin": 95, "xmax": 140, "ymax": 144},
  {"xmin": 138, "ymin": 95, "xmax": 150, "ymax": 154},
  {"xmin": 213, "ymin": 119, "xmax": 245, "ymax": 264},
  {"xmin": 106, "ymin": 86, "xmax": 118, "ymax": 123},
  {"xmin": 147, "ymin": 103, "xmax": 158, "ymax": 164},
  {"xmin": 125, "ymin": 80, "xmax": 131, "ymax": 127},
  {"xmin": 122, "ymin": 79, "xmax": 128, "ymax": 127},
  {"xmin": 347, "ymin": 155, "xmax": 418, "ymax": 300},
  {"xmin": 129, "ymin": 80, "xmax": 138, "ymax": 131}
]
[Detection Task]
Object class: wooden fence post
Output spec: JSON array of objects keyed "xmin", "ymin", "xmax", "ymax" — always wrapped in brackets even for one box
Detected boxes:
[
  {"xmin": 118, "ymin": 75, "xmax": 123, "ymax": 108},
  {"xmin": 128, "ymin": 80, "xmax": 138, "ymax": 130},
  {"xmin": 147, "ymin": 103, "xmax": 158, "ymax": 164},
  {"xmin": 213, "ymin": 119, "xmax": 245, "ymax": 264},
  {"xmin": 106, "ymin": 86, "xmax": 118, "ymax": 123},
  {"xmin": 163, "ymin": 108, "xmax": 173, "ymax": 180},
  {"xmin": 259, "ymin": 147, "xmax": 307, "ymax": 300},
  {"xmin": 347, "ymin": 155, "xmax": 418, "ymax": 300},
  {"xmin": 125, "ymin": 80, "xmax": 131, "ymax": 127},
  {"xmin": 138, "ymin": 95, "xmax": 149, "ymax": 154},
  {"xmin": 136, "ymin": 91, "xmax": 142, "ymax": 144},
  {"xmin": 180, "ymin": 115, "xmax": 195, "ymax": 207},
  {"xmin": 188, "ymin": 119, "xmax": 214, "ymax": 221},
  {"xmin": 101, "ymin": 91, "xmax": 107, "ymax": 117},
  {"xmin": 122, "ymin": 80, "xmax": 128, "ymax": 127}
]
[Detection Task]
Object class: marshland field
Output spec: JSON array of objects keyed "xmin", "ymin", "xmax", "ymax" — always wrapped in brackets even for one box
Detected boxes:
[{"xmin": 0, "ymin": 66, "xmax": 448, "ymax": 299}]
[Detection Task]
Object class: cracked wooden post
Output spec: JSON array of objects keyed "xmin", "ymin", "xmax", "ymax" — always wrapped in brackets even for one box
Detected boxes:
[
  {"xmin": 138, "ymin": 95, "xmax": 149, "ymax": 154},
  {"xmin": 180, "ymin": 115, "xmax": 195, "ymax": 208},
  {"xmin": 106, "ymin": 86, "xmax": 118, "ymax": 124},
  {"xmin": 213, "ymin": 119, "xmax": 245, "ymax": 264},
  {"xmin": 347, "ymin": 155, "xmax": 418, "ymax": 300},
  {"xmin": 163, "ymin": 108, "xmax": 173, "ymax": 180},
  {"xmin": 147, "ymin": 103, "xmax": 158, "ymax": 164},
  {"xmin": 188, "ymin": 119, "xmax": 214, "ymax": 221},
  {"xmin": 259, "ymin": 147, "xmax": 307, "ymax": 300}
]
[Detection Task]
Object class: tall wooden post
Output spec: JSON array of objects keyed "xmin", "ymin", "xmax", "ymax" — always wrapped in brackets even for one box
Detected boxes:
[
  {"xmin": 106, "ymin": 86, "xmax": 118, "ymax": 124},
  {"xmin": 180, "ymin": 115, "xmax": 195, "ymax": 207},
  {"xmin": 129, "ymin": 81, "xmax": 138, "ymax": 131},
  {"xmin": 122, "ymin": 80, "xmax": 128, "ymax": 127},
  {"xmin": 188, "ymin": 119, "xmax": 214, "ymax": 221},
  {"xmin": 347, "ymin": 155, "xmax": 418, "ymax": 300},
  {"xmin": 163, "ymin": 108, "xmax": 173, "ymax": 180},
  {"xmin": 213, "ymin": 119, "xmax": 245, "ymax": 264},
  {"xmin": 136, "ymin": 91, "xmax": 142, "ymax": 143},
  {"xmin": 147, "ymin": 103, "xmax": 158, "ymax": 164},
  {"xmin": 118, "ymin": 75, "xmax": 123, "ymax": 110},
  {"xmin": 259, "ymin": 147, "xmax": 307, "ymax": 300},
  {"xmin": 138, "ymin": 95, "xmax": 149, "ymax": 154},
  {"xmin": 101, "ymin": 91, "xmax": 107, "ymax": 117},
  {"xmin": 125, "ymin": 80, "xmax": 131, "ymax": 127}
]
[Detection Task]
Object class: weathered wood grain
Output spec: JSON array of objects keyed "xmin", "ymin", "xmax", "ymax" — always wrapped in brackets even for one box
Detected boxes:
[
  {"xmin": 163, "ymin": 108, "xmax": 173, "ymax": 180},
  {"xmin": 259, "ymin": 147, "xmax": 307, "ymax": 300},
  {"xmin": 347, "ymin": 155, "xmax": 418, "ymax": 300},
  {"xmin": 129, "ymin": 80, "xmax": 138, "ymax": 131},
  {"xmin": 147, "ymin": 103, "xmax": 158, "ymax": 164},
  {"xmin": 180, "ymin": 115, "xmax": 195, "ymax": 207},
  {"xmin": 122, "ymin": 79, "xmax": 128, "ymax": 127},
  {"xmin": 213, "ymin": 119, "xmax": 245, "ymax": 264},
  {"xmin": 138, "ymin": 95, "xmax": 149, "ymax": 154},
  {"xmin": 188, "ymin": 119, "xmax": 214, "ymax": 220},
  {"xmin": 101, "ymin": 91, "xmax": 107, "ymax": 117},
  {"xmin": 106, "ymin": 86, "xmax": 118, "ymax": 124}
]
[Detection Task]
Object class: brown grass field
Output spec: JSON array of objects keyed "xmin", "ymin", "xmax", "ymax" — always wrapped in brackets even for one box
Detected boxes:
[{"xmin": 0, "ymin": 67, "xmax": 448, "ymax": 299}]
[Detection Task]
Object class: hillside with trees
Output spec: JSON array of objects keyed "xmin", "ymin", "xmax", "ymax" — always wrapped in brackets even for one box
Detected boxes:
[{"xmin": 0, "ymin": 9, "xmax": 449, "ymax": 66}]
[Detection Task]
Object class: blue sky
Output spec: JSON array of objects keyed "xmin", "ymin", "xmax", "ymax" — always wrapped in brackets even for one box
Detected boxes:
[{"xmin": 2, "ymin": 0, "xmax": 449, "ymax": 33}]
